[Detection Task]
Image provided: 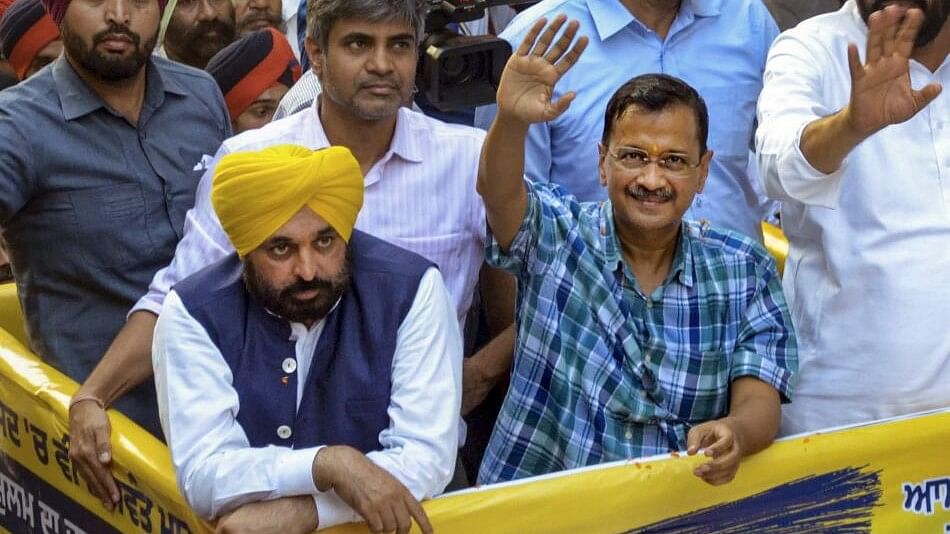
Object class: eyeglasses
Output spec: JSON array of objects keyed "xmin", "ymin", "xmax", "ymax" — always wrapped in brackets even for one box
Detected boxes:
[{"xmin": 606, "ymin": 147, "xmax": 701, "ymax": 178}]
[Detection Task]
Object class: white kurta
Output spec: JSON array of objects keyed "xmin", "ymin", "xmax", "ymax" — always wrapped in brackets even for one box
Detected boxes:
[
  {"xmin": 757, "ymin": 1, "xmax": 950, "ymax": 434},
  {"xmin": 153, "ymin": 268, "xmax": 462, "ymax": 529}
]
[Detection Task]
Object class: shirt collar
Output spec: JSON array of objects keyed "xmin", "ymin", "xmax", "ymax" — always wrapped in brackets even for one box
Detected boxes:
[
  {"xmin": 307, "ymin": 100, "xmax": 333, "ymax": 148},
  {"xmin": 52, "ymin": 56, "xmax": 187, "ymax": 121},
  {"xmin": 587, "ymin": 0, "xmax": 636, "ymax": 40},
  {"xmin": 685, "ymin": 0, "xmax": 724, "ymax": 18},
  {"xmin": 310, "ymin": 100, "xmax": 424, "ymax": 164},
  {"xmin": 52, "ymin": 56, "xmax": 102, "ymax": 120},
  {"xmin": 603, "ymin": 210, "xmax": 695, "ymax": 289},
  {"xmin": 588, "ymin": 0, "xmax": 722, "ymax": 40},
  {"xmin": 844, "ymin": 0, "xmax": 866, "ymax": 34},
  {"xmin": 389, "ymin": 107, "xmax": 425, "ymax": 163}
]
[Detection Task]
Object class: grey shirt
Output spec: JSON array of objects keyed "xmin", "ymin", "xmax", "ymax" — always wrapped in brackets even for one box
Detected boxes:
[{"xmin": 0, "ymin": 56, "xmax": 231, "ymax": 436}]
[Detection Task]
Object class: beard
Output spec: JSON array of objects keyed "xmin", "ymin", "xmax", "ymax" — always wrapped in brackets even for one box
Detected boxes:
[
  {"xmin": 237, "ymin": 11, "xmax": 285, "ymax": 36},
  {"xmin": 163, "ymin": 17, "xmax": 235, "ymax": 68},
  {"xmin": 243, "ymin": 251, "xmax": 352, "ymax": 325},
  {"xmin": 61, "ymin": 22, "xmax": 155, "ymax": 82},
  {"xmin": 858, "ymin": 0, "xmax": 950, "ymax": 47},
  {"xmin": 318, "ymin": 51, "xmax": 412, "ymax": 121}
]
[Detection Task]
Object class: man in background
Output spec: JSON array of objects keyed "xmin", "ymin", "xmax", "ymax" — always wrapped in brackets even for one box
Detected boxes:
[
  {"xmin": 234, "ymin": 0, "xmax": 282, "ymax": 36},
  {"xmin": 0, "ymin": 0, "xmax": 61, "ymax": 81},
  {"xmin": 205, "ymin": 27, "xmax": 300, "ymax": 133},
  {"xmin": 0, "ymin": 0, "xmax": 230, "ymax": 510},
  {"xmin": 158, "ymin": 0, "xmax": 235, "ymax": 68}
]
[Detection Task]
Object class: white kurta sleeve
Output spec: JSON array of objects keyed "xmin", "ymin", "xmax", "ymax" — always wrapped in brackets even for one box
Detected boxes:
[
  {"xmin": 153, "ymin": 290, "xmax": 321, "ymax": 519},
  {"xmin": 315, "ymin": 267, "xmax": 463, "ymax": 529},
  {"xmin": 756, "ymin": 30, "xmax": 850, "ymax": 209}
]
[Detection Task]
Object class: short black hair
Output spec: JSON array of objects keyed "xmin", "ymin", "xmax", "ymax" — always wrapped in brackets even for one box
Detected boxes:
[
  {"xmin": 601, "ymin": 73, "xmax": 709, "ymax": 155},
  {"xmin": 306, "ymin": 0, "xmax": 426, "ymax": 49}
]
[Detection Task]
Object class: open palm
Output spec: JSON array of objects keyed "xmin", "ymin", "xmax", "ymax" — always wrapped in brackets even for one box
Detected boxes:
[
  {"xmin": 496, "ymin": 15, "xmax": 589, "ymax": 124},
  {"xmin": 847, "ymin": 6, "xmax": 942, "ymax": 136}
]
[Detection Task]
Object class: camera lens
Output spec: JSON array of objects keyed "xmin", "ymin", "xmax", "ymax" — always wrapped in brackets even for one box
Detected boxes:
[
  {"xmin": 441, "ymin": 55, "xmax": 467, "ymax": 83},
  {"xmin": 440, "ymin": 51, "xmax": 487, "ymax": 85}
]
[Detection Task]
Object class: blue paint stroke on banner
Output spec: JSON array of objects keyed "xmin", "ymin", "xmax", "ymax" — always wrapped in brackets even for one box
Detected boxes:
[{"xmin": 626, "ymin": 466, "xmax": 882, "ymax": 533}]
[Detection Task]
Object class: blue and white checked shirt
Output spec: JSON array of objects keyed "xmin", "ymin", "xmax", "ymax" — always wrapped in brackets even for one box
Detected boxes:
[{"xmin": 478, "ymin": 182, "xmax": 797, "ymax": 484}]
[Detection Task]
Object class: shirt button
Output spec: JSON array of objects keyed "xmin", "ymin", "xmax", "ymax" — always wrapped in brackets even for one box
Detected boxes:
[
  {"xmin": 624, "ymin": 430, "xmax": 633, "ymax": 440},
  {"xmin": 644, "ymin": 355, "xmax": 652, "ymax": 364},
  {"xmin": 640, "ymin": 391, "xmax": 649, "ymax": 399},
  {"xmin": 282, "ymin": 358, "xmax": 297, "ymax": 374},
  {"xmin": 645, "ymin": 301, "xmax": 653, "ymax": 309},
  {"xmin": 276, "ymin": 425, "xmax": 292, "ymax": 440}
]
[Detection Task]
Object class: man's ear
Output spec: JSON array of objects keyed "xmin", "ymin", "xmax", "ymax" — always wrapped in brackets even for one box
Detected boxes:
[
  {"xmin": 598, "ymin": 143, "xmax": 608, "ymax": 187},
  {"xmin": 696, "ymin": 149, "xmax": 713, "ymax": 193},
  {"xmin": 305, "ymin": 36, "xmax": 323, "ymax": 78}
]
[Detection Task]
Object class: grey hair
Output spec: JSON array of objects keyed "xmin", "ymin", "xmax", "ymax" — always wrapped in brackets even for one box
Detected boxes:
[{"xmin": 306, "ymin": 0, "xmax": 428, "ymax": 50}]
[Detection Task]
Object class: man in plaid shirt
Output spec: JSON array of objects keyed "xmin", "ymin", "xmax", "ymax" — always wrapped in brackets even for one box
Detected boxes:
[{"xmin": 476, "ymin": 16, "xmax": 798, "ymax": 486}]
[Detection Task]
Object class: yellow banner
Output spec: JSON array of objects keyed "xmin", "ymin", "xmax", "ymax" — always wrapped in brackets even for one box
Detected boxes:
[
  {"xmin": 2, "ymin": 276, "xmax": 947, "ymax": 533},
  {"xmin": 0, "ymin": 285, "xmax": 207, "ymax": 533}
]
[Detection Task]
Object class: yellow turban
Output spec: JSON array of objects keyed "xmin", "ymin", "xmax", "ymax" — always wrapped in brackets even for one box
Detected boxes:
[{"xmin": 211, "ymin": 144, "xmax": 364, "ymax": 257}]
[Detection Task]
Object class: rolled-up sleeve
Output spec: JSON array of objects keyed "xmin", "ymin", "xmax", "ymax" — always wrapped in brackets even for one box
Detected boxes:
[
  {"xmin": 731, "ymin": 263, "xmax": 798, "ymax": 403},
  {"xmin": 756, "ymin": 31, "xmax": 848, "ymax": 209}
]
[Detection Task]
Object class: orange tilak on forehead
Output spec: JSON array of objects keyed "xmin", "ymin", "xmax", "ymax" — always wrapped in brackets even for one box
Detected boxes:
[{"xmin": 648, "ymin": 144, "xmax": 661, "ymax": 157}]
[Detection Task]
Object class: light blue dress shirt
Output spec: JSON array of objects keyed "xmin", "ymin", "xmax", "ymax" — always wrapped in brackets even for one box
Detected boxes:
[{"xmin": 475, "ymin": 0, "xmax": 779, "ymax": 240}]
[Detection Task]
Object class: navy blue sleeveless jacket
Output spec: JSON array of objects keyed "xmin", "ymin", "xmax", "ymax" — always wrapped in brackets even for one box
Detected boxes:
[{"xmin": 174, "ymin": 230, "xmax": 434, "ymax": 451}]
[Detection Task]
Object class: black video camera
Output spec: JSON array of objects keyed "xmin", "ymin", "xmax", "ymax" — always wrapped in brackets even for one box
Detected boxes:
[{"xmin": 416, "ymin": 0, "xmax": 522, "ymax": 112}]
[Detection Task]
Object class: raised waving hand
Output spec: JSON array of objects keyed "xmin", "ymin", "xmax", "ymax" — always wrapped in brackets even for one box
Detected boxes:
[
  {"xmin": 495, "ymin": 15, "xmax": 589, "ymax": 125},
  {"xmin": 845, "ymin": 5, "xmax": 942, "ymax": 136}
]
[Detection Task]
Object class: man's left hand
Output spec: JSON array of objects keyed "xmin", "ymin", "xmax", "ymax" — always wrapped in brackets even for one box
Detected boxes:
[
  {"xmin": 68, "ymin": 400, "xmax": 119, "ymax": 510},
  {"xmin": 686, "ymin": 418, "xmax": 743, "ymax": 486},
  {"xmin": 214, "ymin": 495, "xmax": 318, "ymax": 534},
  {"xmin": 313, "ymin": 446, "xmax": 433, "ymax": 534}
]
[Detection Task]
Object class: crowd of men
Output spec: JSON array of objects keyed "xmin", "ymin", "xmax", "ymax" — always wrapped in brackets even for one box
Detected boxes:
[{"xmin": 0, "ymin": 0, "xmax": 947, "ymax": 531}]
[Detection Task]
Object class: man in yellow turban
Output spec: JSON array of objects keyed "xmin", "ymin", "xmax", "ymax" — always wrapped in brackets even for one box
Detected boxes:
[{"xmin": 153, "ymin": 145, "xmax": 461, "ymax": 534}]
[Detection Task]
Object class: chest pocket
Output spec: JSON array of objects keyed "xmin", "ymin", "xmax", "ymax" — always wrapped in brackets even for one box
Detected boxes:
[
  {"xmin": 68, "ymin": 183, "xmax": 156, "ymax": 269},
  {"xmin": 700, "ymin": 84, "xmax": 759, "ymax": 159}
]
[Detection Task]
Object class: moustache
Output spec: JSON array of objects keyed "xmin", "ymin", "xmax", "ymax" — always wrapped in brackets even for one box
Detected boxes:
[
  {"xmin": 92, "ymin": 24, "xmax": 141, "ymax": 47},
  {"xmin": 358, "ymin": 77, "xmax": 399, "ymax": 90},
  {"xmin": 240, "ymin": 11, "xmax": 282, "ymax": 26},
  {"xmin": 628, "ymin": 185, "xmax": 674, "ymax": 202},
  {"xmin": 281, "ymin": 278, "xmax": 335, "ymax": 299},
  {"xmin": 183, "ymin": 20, "xmax": 233, "ymax": 43}
]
